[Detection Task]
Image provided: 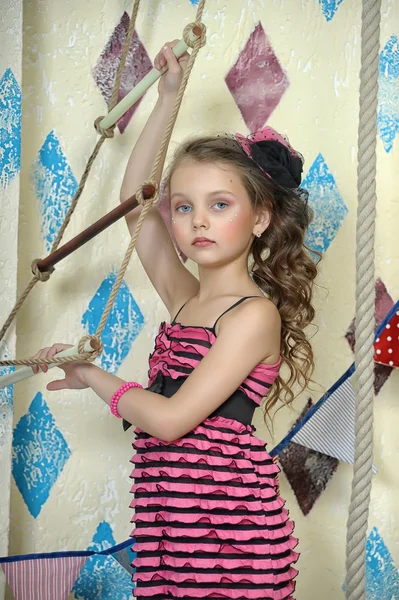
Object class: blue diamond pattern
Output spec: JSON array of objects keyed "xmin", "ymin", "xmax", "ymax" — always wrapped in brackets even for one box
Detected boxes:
[
  {"xmin": 0, "ymin": 369, "xmax": 14, "ymax": 410},
  {"xmin": 303, "ymin": 153, "xmax": 348, "ymax": 255},
  {"xmin": 0, "ymin": 68, "xmax": 21, "ymax": 189},
  {"xmin": 318, "ymin": 0, "xmax": 344, "ymax": 21},
  {"xmin": 12, "ymin": 392, "xmax": 71, "ymax": 518},
  {"xmin": 366, "ymin": 527, "xmax": 399, "ymax": 599},
  {"xmin": 73, "ymin": 522, "xmax": 133, "ymax": 600},
  {"xmin": 0, "ymin": 342, "xmax": 15, "ymax": 411},
  {"xmin": 32, "ymin": 131, "xmax": 78, "ymax": 252},
  {"xmin": 0, "ymin": 358, "xmax": 14, "ymax": 453},
  {"xmin": 378, "ymin": 35, "xmax": 399, "ymax": 153},
  {"xmin": 82, "ymin": 272, "xmax": 144, "ymax": 374}
]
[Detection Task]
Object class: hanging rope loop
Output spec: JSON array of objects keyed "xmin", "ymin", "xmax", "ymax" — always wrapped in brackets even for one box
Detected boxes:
[
  {"xmin": 183, "ymin": 22, "xmax": 207, "ymax": 49},
  {"xmin": 135, "ymin": 181, "xmax": 159, "ymax": 207},
  {"xmin": 94, "ymin": 116, "xmax": 115, "ymax": 138},
  {"xmin": 31, "ymin": 259, "xmax": 54, "ymax": 282},
  {"xmin": 78, "ymin": 334, "xmax": 103, "ymax": 362}
]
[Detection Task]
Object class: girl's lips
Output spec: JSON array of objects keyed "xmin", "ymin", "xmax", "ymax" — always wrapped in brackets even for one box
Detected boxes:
[{"xmin": 192, "ymin": 239, "xmax": 214, "ymax": 247}]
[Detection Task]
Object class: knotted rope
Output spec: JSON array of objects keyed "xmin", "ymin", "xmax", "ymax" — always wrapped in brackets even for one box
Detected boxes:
[
  {"xmin": 345, "ymin": 1, "xmax": 381, "ymax": 598},
  {"xmin": 0, "ymin": 0, "xmax": 207, "ymax": 368},
  {"xmin": 88, "ymin": 7, "xmax": 207, "ymax": 359},
  {"xmin": 0, "ymin": 0, "xmax": 142, "ymax": 349}
]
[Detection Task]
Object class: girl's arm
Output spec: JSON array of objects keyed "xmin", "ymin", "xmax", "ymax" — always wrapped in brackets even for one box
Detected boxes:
[
  {"xmin": 34, "ymin": 300, "xmax": 280, "ymax": 442},
  {"xmin": 120, "ymin": 43, "xmax": 198, "ymax": 316},
  {"xmin": 76, "ymin": 299, "xmax": 280, "ymax": 441}
]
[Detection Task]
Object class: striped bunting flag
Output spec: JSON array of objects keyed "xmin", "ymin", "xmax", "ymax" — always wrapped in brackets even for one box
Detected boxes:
[
  {"xmin": 0, "ymin": 537, "xmax": 135, "ymax": 599},
  {"xmin": 271, "ymin": 301, "xmax": 399, "ymax": 464},
  {"xmin": 2, "ymin": 555, "xmax": 86, "ymax": 600},
  {"xmin": 292, "ymin": 376, "xmax": 377, "ymax": 473},
  {"xmin": 292, "ymin": 377, "xmax": 356, "ymax": 464}
]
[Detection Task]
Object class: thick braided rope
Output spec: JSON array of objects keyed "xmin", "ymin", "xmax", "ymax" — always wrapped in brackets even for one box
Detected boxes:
[
  {"xmin": 94, "ymin": 4, "xmax": 207, "ymax": 341},
  {"xmin": 0, "ymin": 0, "xmax": 141, "ymax": 364},
  {"xmin": 345, "ymin": 1, "xmax": 381, "ymax": 598}
]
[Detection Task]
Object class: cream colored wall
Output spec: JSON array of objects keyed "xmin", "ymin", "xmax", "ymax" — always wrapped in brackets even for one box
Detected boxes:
[
  {"xmin": 0, "ymin": 1, "xmax": 22, "ymax": 599},
  {"xmin": 6, "ymin": 0, "xmax": 399, "ymax": 598}
]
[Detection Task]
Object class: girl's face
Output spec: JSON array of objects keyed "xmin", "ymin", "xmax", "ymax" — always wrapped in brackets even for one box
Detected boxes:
[{"xmin": 170, "ymin": 159, "xmax": 267, "ymax": 267}]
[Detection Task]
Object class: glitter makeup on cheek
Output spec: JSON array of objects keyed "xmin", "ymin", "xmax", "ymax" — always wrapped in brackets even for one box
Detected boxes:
[{"xmin": 218, "ymin": 211, "xmax": 250, "ymax": 242}]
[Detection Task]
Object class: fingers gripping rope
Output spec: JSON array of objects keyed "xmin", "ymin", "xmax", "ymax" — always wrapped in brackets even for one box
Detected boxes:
[{"xmin": 0, "ymin": 335, "xmax": 102, "ymax": 368}]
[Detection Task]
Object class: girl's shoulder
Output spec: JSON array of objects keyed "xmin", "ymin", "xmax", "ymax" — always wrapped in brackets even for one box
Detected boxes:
[
  {"xmin": 216, "ymin": 295, "xmax": 280, "ymax": 331},
  {"xmin": 216, "ymin": 296, "xmax": 281, "ymax": 366}
]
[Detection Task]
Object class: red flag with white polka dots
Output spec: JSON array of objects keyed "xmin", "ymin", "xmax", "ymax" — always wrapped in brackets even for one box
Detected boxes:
[{"xmin": 374, "ymin": 309, "xmax": 399, "ymax": 368}]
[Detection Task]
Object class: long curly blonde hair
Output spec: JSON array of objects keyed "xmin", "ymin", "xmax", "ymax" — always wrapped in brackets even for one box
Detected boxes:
[{"xmin": 167, "ymin": 135, "xmax": 320, "ymax": 424}]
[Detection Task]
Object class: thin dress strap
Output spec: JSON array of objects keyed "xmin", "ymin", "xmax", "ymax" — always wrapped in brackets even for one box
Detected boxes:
[
  {"xmin": 171, "ymin": 299, "xmax": 191, "ymax": 325},
  {"xmin": 213, "ymin": 296, "xmax": 263, "ymax": 330}
]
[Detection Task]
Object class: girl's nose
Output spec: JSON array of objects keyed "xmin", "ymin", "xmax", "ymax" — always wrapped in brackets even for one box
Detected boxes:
[{"xmin": 192, "ymin": 210, "xmax": 209, "ymax": 229}]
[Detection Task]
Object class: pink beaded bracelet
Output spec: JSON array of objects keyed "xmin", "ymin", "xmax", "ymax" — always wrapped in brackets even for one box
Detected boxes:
[{"xmin": 110, "ymin": 381, "xmax": 143, "ymax": 418}]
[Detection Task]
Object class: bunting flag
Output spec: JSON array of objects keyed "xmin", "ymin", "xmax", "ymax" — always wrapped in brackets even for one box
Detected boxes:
[
  {"xmin": 291, "ymin": 378, "xmax": 377, "ymax": 473},
  {"xmin": 292, "ymin": 377, "xmax": 356, "ymax": 464},
  {"xmin": 1, "ymin": 555, "xmax": 87, "ymax": 600},
  {"xmin": 112, "ymin": 545, "xmax": 136, "ymax": 575},
  {"xmin": 374, "ymin": 309, "xmax": 399, "ymax": 368},
  {"xmin": 0, "ymin": 537, "xmax": 135, "ymax": 600},
  {"xmin": 271, "ymin": 300, "xmax": 399, "ymax": 462}
]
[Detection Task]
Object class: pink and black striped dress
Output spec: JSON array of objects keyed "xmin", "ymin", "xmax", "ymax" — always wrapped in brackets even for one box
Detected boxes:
[{"xmin": 128, "ymin": 297, "xmax": 299, "ymax": 599}]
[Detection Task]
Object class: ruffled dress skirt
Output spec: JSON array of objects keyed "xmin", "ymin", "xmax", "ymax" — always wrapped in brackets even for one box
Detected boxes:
[{"xmin": 129, "ymin": 413, "xmax": 298, "ymax": 599}]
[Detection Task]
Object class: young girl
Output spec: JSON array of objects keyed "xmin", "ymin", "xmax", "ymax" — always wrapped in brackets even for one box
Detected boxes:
[{"xmin": 32, "ymin": 41, "xmax": 317, "ymax": 599}]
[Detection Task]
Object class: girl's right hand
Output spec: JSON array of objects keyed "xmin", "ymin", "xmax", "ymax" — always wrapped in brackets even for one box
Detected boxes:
[
  {"xmin": 154, "ymin": 40, "xmax": 190, "ymax": 96},
  {"xmin": 30, "ymin": 344, "xmax": 90, "ymax": 391}
]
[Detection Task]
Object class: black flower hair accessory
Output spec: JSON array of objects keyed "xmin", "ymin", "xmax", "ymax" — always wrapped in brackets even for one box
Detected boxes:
[{"xmin": 235, "ymin": 127, "xmax": 304, "ymax": 189}]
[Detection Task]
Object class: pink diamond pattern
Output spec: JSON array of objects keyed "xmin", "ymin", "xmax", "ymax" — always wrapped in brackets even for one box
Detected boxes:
[
  {"xmin": 345, "ymin": 278, "xmax": 394, "ymax": 394},
  {"xmin": 93, "ymin": 12, "xmax": 152, "ymax": 134},
  {"xmin": 225, "ymin": 23, "xmax": 289, "ymax": 133}
]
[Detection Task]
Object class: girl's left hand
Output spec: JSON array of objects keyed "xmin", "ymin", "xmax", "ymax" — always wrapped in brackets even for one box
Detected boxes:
[{"xmin": 30, "ymin": 344, "xmax": 91, "ymax": 391}]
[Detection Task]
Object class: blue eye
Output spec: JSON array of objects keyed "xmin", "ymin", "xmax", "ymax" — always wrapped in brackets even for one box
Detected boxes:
[
  {"xmin": 176, "ymin": 205, "xmax": 192, "ymax": 213},
  {"xmin": 214, "ymin": 202, "xmax": 228, "ymax": 210}
]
